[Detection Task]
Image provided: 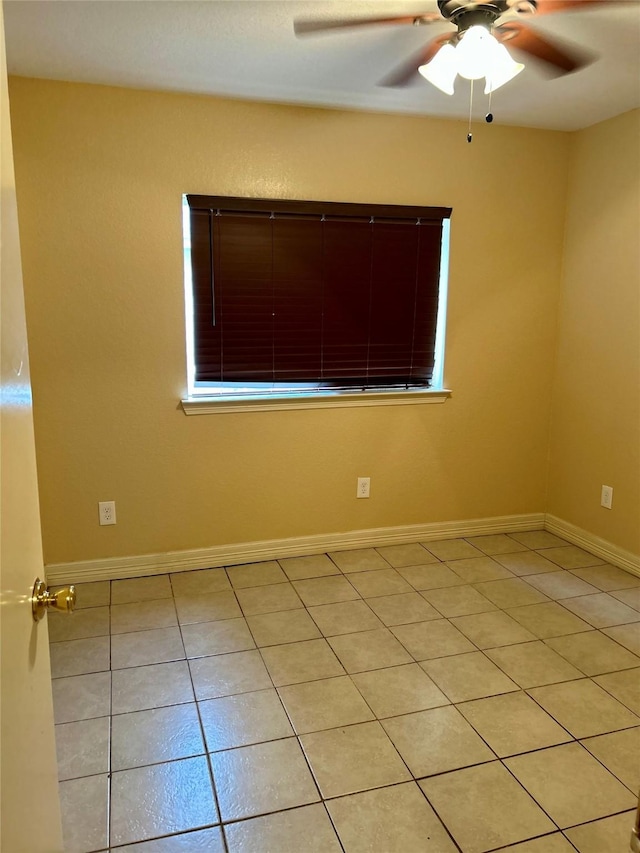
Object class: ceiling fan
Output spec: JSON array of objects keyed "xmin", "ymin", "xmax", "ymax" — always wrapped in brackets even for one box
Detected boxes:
[{"xmin": 293, "ymin": 0, "xmax": 626, "ymax": 96}]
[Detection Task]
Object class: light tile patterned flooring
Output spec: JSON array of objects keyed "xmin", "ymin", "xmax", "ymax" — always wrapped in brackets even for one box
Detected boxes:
[{"xmin": 49, "ymin": 531, "xmax": 640, "ymax": 852}]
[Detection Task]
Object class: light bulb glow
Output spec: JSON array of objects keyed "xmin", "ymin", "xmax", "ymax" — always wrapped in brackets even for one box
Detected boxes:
[{"xmin": 455, "ymin": 26, "xmax": 500, "ymax": 80}]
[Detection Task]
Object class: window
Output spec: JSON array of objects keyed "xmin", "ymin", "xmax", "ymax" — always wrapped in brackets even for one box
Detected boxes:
[{"xmin": 184, "ymin": 195, "xmax": 451, "ymax": 401}]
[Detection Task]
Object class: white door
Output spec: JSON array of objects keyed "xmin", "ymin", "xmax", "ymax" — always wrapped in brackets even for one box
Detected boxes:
[{"xmin": 0, "ymin": 7, "xmax": 64, "ymax": 851}]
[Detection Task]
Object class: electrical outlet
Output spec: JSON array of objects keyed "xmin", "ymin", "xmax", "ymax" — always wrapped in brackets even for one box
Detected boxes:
[
  {"xmin": 600, "ymin": 485, "xmax": 613, "ymax": 510},
  {"xmin": 99, "ymin": 500, "xmax": 117, "ymax": 525},
  {"xmin": 357, "ymin": 477, "xmax": 370, "ymax": 499}
]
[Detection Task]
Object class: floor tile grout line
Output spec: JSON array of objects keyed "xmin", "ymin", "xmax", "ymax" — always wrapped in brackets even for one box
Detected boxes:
[
  {"xmin": 517, "ymin": 571, "xmax": 600, "ymax": 599},
  {"xmin": 106, "ymin": 704, "xmax": 113, "ymax": 852},
  {"xmin": 107, "ymin": 824, "xmax": 220, "ymax": 853},
  {"xmin": 317, "ymin": 799, "xmax": 348, "ymax": 853},
  {"xmin": 456, "ymin": 618, "xmax": 640, "ymax": 737},
  {"xmin": 49, "ymin": 622, "xmax": 638, "ymax": 681},
  {"xmin": 199, "ymin": 730, "xmax": 229, "ymax": 852},
  {"xmin": 55, "ymin": 539, "xmax": 638, "ymax": 852},
  {"xmin": 216, "ymin": 802, "xmax": 350, "ymax": 853},
  {"xmin": 175, "ymin": 563, "xmax": 452, "ymax": 846},
  {"xmin": 404, "ymin": 776, "xmax": 468, "ymax": 853},
  {"xmin": 495, "ymin": 752, "xmax": 565, "ymax": 834},
  {"xmin": 577, "ymin": 726, "xmax": 640, "ymax": 795},
  {"xmin": 266, "ymin": 676, "xmax": 345, "ymax": 850},
  {"xmin": 109, "ymin": 822, "xmax": 222, "ymax": 852},
  {"xmin": 215, "ymin": 776, "xmax": 441, "ymax": 819},
  {"xmin": 158, "ymin": 558, "xmax": 632, "ymax": 702},
  {"xmin": 102, "ymin": 690, "xmax": 638, "ymax": 771},
  {"xmin": 220, "ymin": 612, "xmax": 335, "ymax": 836},
  {"xmin": 561, "ymin": 805, "xmax": 640, "ymax": 833},
  {"xmin": 61, "ymin": 714, "xmax": 640, "ymax": 786},
  {"xmin": 303, "ymin": 561, "xmax": 636, "ymax": 836},
  {"xmin": 520, "ymin": 680, "xmax": 602, "ymax": 741},
  {"xmin": 228, "ymin": 604, "xmax": 333, "ymax": 826},
  {"xmin": 544, "ymin": 589, "xmax": 640, "ymax": 631},
  {"xmin": 116, "ymin": 589, "xmax": 224, "ymax": 849},
  {"xmin": 524, "ymin": 680, "xmax": 640, "ymax": 740},
  {"xmin": 538, "ymin": 629, "xmax": 640, "ymax": 677},
  {"xmin": 498, "ymin": 742, "xmax": 637, "ymax": 838},
  {"xmin": 471, "ymin": 632, "xmax": 587, "ymax": 688},
  {"xmin": 74, "ymin": 671, "xmax": 636, "ymax": 773},
  {"xmin": 449, "ymin": 691, "xmax": 576, "ymax": 760},
  {"xmin": 69, "ymin": 684, "xmax": 640, "ymax": 784},
  {"xmin": 485, "ymin": 828, "xmax": 580, "ymax": 852},
  {"xmin": 52, "ymin": 576, "xmax": 639, "ymax": 645},
  {"xmin": 410, "ymin": 782, "xmax": 466, "ymax": 853},
  {"xmin": 557, "ymin": 810, "xmax": 637, "ymax": 851},
  {"xmin": 593, "ymin": 671, "xmax": 640, "ymax": 716},
  {"xmin": 307, "ymin": 597, "xmax": 385, "ymax": 635},
  {"xmin": 281, "ymin": 567, "xmax": 477, "ymax": 846},
  {"xmin": 83, "ymin": 757, "xmax": 636, "ymax": 853}
]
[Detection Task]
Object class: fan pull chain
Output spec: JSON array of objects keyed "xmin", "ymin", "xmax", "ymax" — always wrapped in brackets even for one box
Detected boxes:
[
  {"xmin": 486, "ymin": 87, "xmax": 494, "ymax": 124},
  {"xmin": 467, "ymin": 79, "xmax": 474, "ymax": 143}
]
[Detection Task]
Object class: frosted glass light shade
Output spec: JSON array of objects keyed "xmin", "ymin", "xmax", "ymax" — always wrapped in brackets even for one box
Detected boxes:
[
  {"xmin": 418, "ymin": 43, "xmax": 458, "ymax": 95},
  {"xmin": 484, "ymin": 43, "xmax": 524, "ymax": 93}
]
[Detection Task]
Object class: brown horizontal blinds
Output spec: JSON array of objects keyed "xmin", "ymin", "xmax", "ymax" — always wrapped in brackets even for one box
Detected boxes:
[
  {"xmin": 218, "ymin": 213, "xmax": 273, "ymax": 382},
  {"xmin": 322, "ymin": 218, "xmax": 372, "ymax": 382},
  {"xmin": 273, "ymin": 216, "xmax": 324, "ymax": 382},
  {"xmin": 190, "ymin": 208, "xmax": 220, "ymax": 380},
  {"xmin": 187, "ymin": 196, "xmax": 451, "ymax": 389}
]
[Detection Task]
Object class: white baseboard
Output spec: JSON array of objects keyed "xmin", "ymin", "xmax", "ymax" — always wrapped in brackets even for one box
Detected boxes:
[
  {"xmin": 544, "ymin": 514, "xmax": 640, "ymax": 578},
  {"xmin": 45, "ymin": 512, "xmax": 545, "ymax": 584}
]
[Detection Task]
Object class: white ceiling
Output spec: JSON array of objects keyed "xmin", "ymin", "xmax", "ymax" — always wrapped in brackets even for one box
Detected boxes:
[{"xmin": 4, "ymin": 0, "xmax": 640, "ymax": 131}]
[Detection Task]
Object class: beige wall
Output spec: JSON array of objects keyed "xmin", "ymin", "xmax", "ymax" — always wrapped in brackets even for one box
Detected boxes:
[
  {"xmin": 547, "ymin": 109, "xmax": 640, "ymax": 555},
  {"xmin": 8, "ymin": 77, "xmax": 570, "ymax": 565}
]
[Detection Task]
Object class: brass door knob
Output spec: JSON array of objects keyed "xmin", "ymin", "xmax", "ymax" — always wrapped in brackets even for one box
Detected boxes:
[{"xmin": 32, "ymin": 578, "xmax": 76, "ymax": 622}]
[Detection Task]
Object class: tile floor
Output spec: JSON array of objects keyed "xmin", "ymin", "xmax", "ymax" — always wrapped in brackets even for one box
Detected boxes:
[{"xmin": 49, "ymin": 531, "xmax": 640, "ymax": 852}]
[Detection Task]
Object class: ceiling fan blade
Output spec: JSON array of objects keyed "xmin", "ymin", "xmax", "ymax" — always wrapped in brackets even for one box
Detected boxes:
[
  {"xmin": 496, "ymin": 22, "xmax": 592, "ymax": 73},
  {"xmin": 379, "ymin": 35, "xmax": 453, "ymax": 87},
  {"xmin": 294, "ymin": 12, "xmax": 440, "ymax": 36},
  {"xmin": 524, "ymin": 0, "xmax": 629, "ymax": 15}
]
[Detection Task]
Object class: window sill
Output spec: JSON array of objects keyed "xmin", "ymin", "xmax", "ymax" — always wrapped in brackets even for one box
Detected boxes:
[{"xmin": 180, "ymin": 388, "xmax": 452, "ymax": 415}]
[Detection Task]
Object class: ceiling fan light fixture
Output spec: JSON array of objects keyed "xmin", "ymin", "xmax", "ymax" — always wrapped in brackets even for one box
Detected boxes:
[
  {"xmin": 419, "ymin": 25, "xmax": 525, "ymax": 97},
  {"xmin": 418, "ymin": 42, "xmax": 458, "ymax": 95},
  {"xmin": 484, "ymin": 43, "xmax": 524, "ymax": 93}
]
